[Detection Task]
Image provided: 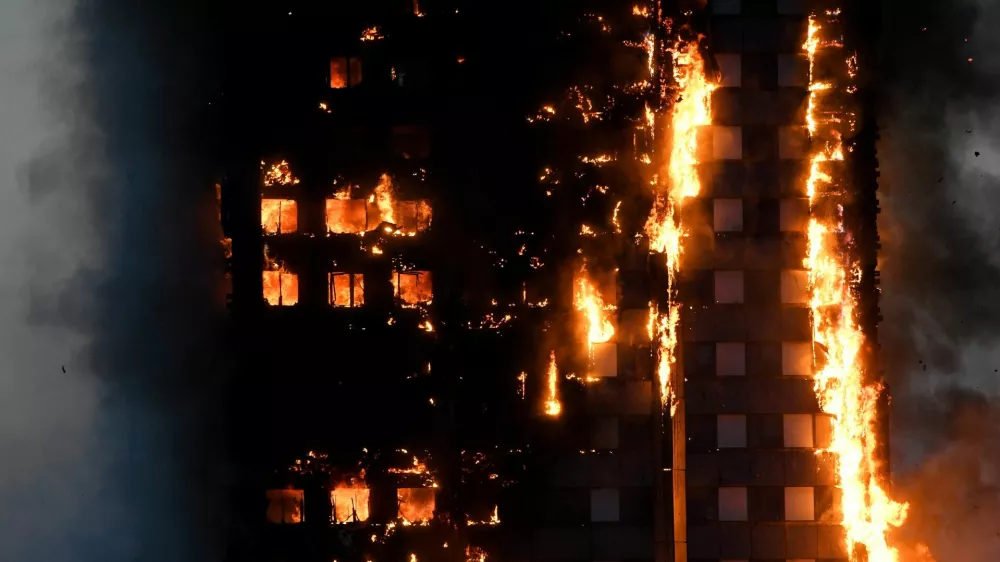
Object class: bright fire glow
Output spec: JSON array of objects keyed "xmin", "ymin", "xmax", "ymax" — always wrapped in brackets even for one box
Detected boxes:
[
  {"xmin": 263, "ymin": 268, "xmax": 298, "ymax": 306},
  {"xmin": 331, "ymin": 479, "xmax": 370, "ymax": 523},
  {"xmin": 394, "ymin": 270, "xmax": 432, "ymax": 307},
  {"xmin": 574, "ymin": 263, "xmax": 616, "ymax": 354},
  {"xmin": 397, "ymin": 488, "xmax": 435, "ymax": 525},
  {"xmin": 644, "ymin": 38, "xmax": 715, "ymax": 411},
  {"xmin": 543, "ymin": 350, "xmax": 561, "ymax": 416},
  {"xmin": 360, "ymin": 26, "xmax": 383, "ymax": 41},
  {"xmin": 261, "ymin": 199, "xmax": 298, "ymax": 234},
  {"xmin": 262, "ymin": 160, "xmax": 300, "ymax": 187},
  {"xmin": 370, "ymin": 173, "xmax": 396, "ymax": 225},
  {"xmin": 803, "ymin": 11, "xmax": 928, "ymax": 562}
]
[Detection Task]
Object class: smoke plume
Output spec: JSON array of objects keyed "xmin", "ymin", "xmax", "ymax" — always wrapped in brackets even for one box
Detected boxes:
[
  {"xmin": 878, "ymin": 0, "xmax": 1000, "ymax": 558},
  {"xmin": 0, "ymin": 0, "xmax": 228, "ymax": 560}
]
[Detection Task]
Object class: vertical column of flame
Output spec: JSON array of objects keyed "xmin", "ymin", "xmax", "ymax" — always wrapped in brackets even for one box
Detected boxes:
[
  {"xmin": 574, "ymin": 263, "xmax": 616, "ymax": 358},
  {"xmin": 644, "ymin": 40, "xmax": 715, "ymax": 412},
  {"xmin": 803, "ymin": 12, "xmax": 923, "ymax": 562},
  {"xmin": 371, "ymin": 173, "xmax": 396, "ymax": 225},
  {"xmin": 543, "ymin": 350, "xmax": 561, "ymax": 416}
]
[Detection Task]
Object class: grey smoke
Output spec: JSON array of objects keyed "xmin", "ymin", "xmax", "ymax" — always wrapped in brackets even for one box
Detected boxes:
[
  {"xmin": 0, "ymin": 0, "xmax": 228, "ymax": 561},
  {"xmin": 878, "ymin": 0, "xmax": 1000, "ymax": 559}
]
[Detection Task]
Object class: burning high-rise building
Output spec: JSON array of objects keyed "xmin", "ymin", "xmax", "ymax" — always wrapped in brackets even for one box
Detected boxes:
[{"xmin": 219, "ymin": 1, "xmax": 906, "ymax": 562}]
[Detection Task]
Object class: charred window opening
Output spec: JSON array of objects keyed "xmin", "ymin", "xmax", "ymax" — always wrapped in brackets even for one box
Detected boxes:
[
  {"xmin": 330, "ymin": 56, "xmax": 363, "ymax": 89},
  {"xmin": 393, "ymin": 270, "xmax": 432, "ymax": 307},
  {"xmin": 397, "ymin": 488, "xmax": 435, "ymax": 524},
  {"xmin": 326, "ymin": 199, "xmax": 368, "ymax": 234},
  {"xmin": 394, "ymin": 200, "xmax": 432, "ymax": 233},
  {"xmin": 262, "ymin": 199, "xmax": 298, "ymax": 234},
  {"xmin": 266, "ymin": 489, "xmax": 304, "ymax": 524},
  {"xmin": 331, "ymin": 485, "xmax": 370, "ymax": 523},
  {"xmin": 329, "ymin": 273, "xmax": 365, "ymax": 307},
  {"xmin": 263, "ymin": 269, "xmax": 299, "ymax": 306},
  {"xmin": 391, "ymin": 126, "xmax": 430, "ymax": 160}
]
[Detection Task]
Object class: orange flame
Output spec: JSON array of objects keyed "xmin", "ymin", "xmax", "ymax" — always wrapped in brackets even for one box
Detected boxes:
[
  {"xmin": 573, "ymin": 263, "xmax": 616, "ymax": 352},
  {"xmin": 645, "ymin": 38, "xmax": 715, "ymax": 411},
  {"xmin": 262, "ymin": 160, "xmax": 300, "ymax": 187},
  {"xmin": 331, "ymin": 477, "xmax": 370, "ymax": 523},
  {"xmin": 543, "ymin": 351, "xmax": 561, "ymax": 416},
  {"xmin": 370, "ymin": 173, "xmax": 396, "ymax": 225},
  {"xmin": 803, "ymin": 12, "xmax": 928, "ymax": 562},
  {"xmin": 263, "ymin": 247, "xmax": 298, "ymax": 306}
]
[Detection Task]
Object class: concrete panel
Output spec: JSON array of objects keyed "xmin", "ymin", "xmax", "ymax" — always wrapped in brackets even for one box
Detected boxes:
[
  {"xmin": 712, "ymin": 19, "xmax": 744, "ymax": 53},
  {"xmin": 619, "ymin": 448, "xmax": 654, "ymax": 486},
  {"xmin": 751, "ymin": 523, "xmax": 786, "ymax": 558},
  {"xmin": 590, "ymin": 455, "xmax": 622, "ymax": 487},
  {"xmin": 777, "ymin": 0, "xmax": 806, "ymax": 14},
  {"xmin": 716, "ymin": 53, "xmax": 743, "ymax": 87},
  {"xmin": 531, "ymin": 527, "xmax": 592, "ymax": 561},
  {"xmin": 717, "ymin": 521, "xmax": 752, "ymax": 559},
  {"xmin": 687, "ymin": 523, "xmax": 721, "ymax": 558},
  {"xmin": 785, "ymin": 450, "xmax": 819, "ymax": 486},
  {"xmin": 592, "ymin": 416, "xmax": 619, "ymax": 450},
  {"xmin": 687, "ymin": 453, "xmax": 720, "ymax": 487},
  {"xmin": 786, "ymin": 523, "xmax": 819, "ymax": 558},
  {"xmin": 712, "ymin": 0, "xmax": 742, "ymax": 14},
  {"xmin": 750, "ymin": 449, "xmax": 786, "ymax": 485},
  {"xmin": 717, "ymin": 450, "xmax": 752, "ymax": 485},
  {"xmin": 743, "ymin": 18, "xmax": 780, "ymax": 52},
  {"xmin": 778, "ymin": 53, "xmax": 809, "ymax": 87},
  {"xmin": 713, "ymin": 88, "xmax": 743, "ymax": 125},
  {"xmin": 782, "ymin": 307, "xmax": 812, "ymax": 340},
  {"xmin": 591, "ymin": 525, "xmax": 653, "ymax": 560},
  {"xmin": 817, "ymin": 524, "xmax": 848, "ymax": 558}
]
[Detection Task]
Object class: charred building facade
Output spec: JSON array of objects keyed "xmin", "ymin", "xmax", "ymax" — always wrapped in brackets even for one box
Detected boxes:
[{"xmin": 219, "ymin": 1, "xmax": 884, "ymax": 562}]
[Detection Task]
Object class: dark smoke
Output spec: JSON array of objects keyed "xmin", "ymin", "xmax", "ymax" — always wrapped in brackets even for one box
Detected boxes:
[
  {"xmin": 878, "ymin": 0, "xmax": 1000, "ymax": 558},
  {"xmin": 0, "ymin": 0, "xmax": 228, "ymax": 561}
]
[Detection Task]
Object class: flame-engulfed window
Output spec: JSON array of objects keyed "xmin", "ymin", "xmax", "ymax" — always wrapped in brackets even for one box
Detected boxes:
[
  {"xmin": 394, "ymin": 200, "xmax": 432, "ymax": 234},
  {"xmin": 330, "ymin": 57, "xmax": 363, "ymax": 89},
  {"xmin": 393, "ymin": 271, "xmax": 432, "ymax": 307},
  {"xmin": 397, "ymin": 488, "xmax": 435, "ymax": 524},
  {"xmin": 326, "ymin": 199, "xmax": 367, "ymax": 234},
  {"xmin": 331, "ymin": 485, "xmax": 370, "ymax": 523},
  {"xmin": 329, "ymin": 273, "xmax": 365, "ymax": 307},
  {"xmin": 263, "ymin": 270, "xmax": 299, "ymax": 306},
  {"xmin": 266, "ymin": 489, "xmax": 304, "ymax": 524},
  {"xmin": 261, "ymin": 199, "xmax": 298, "ymax": 234}
]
